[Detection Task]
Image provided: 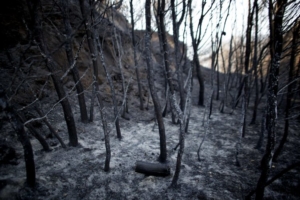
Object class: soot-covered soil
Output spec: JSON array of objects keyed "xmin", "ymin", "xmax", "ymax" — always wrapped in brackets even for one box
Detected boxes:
[{"xmin": 1, "ymin": 79, "xmax": 300, "ymax": 200}]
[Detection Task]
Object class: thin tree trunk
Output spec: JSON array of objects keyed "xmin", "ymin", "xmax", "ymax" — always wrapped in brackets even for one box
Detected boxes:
[
  {"xmin": 61, "ymin": 0, "xmax": 88, "ymax": 123},
  {"xmin": 242, "ymin": 0, "xmax": 255, "ymax": 137},
  {"xmin": 170, "ymin": 64, "xmax": 192, "ymax": 188},
  {"xmin": 153, "ymin": 1, "xmax": 169, "ymax": 118},
  {"xmin": 78, "ymin": 0, "xmax": 97, "ymax": 123},
  {"xmin": 0, "ymin": 90, "xmax": 36, "ymax": 188},
  {"xmin": 96, "ymin": 37, "xmax": 122, "ymax": 139},
  {"xmin": 158, "ymin": 0, "xmax": 177, "ymax": 124},
  {"xmin": 78, "ymin": 1, "xmax": 111, "ymax": 170},
  {"xmin": 145, "ymin": 0, "xmax": 167, "ymax": 163},
  {"xmin": 273, "ymin": 21, "xmax": 299, "ymax": 162},
  {"xmin": 95, "ymin": 91, "xmax": 111, "ymax": 172},
  {"xmin": 255, "ymin": 110, "xmax": 266, "ymax": 151},
  {"xmin": 188, "ymin": 0, "xmax": 205, "ymax": 106},
  {"xmin": 250, "ymin": 0, "xmax": 259, "ymax": 125},
  {"xmin": 171, "ymin": 0, "xmax": 186, "ymax": 112},
  {"xmin": 130, "ymin": 0, "xmax": 144, "ymax": 111},
  {"xmin": 12, "ymin": 112, "xmax": 36, "ymax": 187},
  {"xmin": 18, "ymin": 112, "xmax": 51, "ymax": 152},
  {"xmin": 35, "ymin": 106, "xmax": 67, "ymax": 148},
  {"xmin": 111, "ymin": 18, "xmax": 129, "ymax": 120},
  {"xmin": 28, "ymin": 0, "xmax": 78, "ymax": 147},
  {"xmin": 255, "ymin": 1, "xmax": 287, "ymax": 199}
]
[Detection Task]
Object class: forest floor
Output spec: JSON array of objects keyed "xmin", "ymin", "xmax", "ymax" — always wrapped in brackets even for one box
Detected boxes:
[{"xmin": 1, "ymin": 77, "xmax": 300, "ymax": 200}]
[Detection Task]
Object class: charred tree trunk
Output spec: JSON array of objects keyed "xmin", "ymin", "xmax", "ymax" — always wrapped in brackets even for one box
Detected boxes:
[
  {"xmin": 18, "ymin": 112, "xmax": 51, "ymax": 152},
  {"xmin": 145, "ymin": 0, "xmax": 167, "ymax": 163},
  {"xmin": 273, "ymin": 21, "xmax": 299, "ymax": 162},
  {"xmin": 250, "ymin": 0, "xmax": 259, "ymax": 125},
  {"xmin": 255, "ymin": 1, "xmax": 287, "ymax": 199},
  {"xmin": 135, "ymin": 161, "xmax": 170, "ymax": 177},
  {"xmin": 188, "ymin": 0, "xmax": 205, "ymax": 106},
  {"xmin": 242, "ymin": 0, "xmax": 255, "ymax": 137},
  {"xmin": 170, "ymin": 73, "xmax": 192, "ymax": 187},
  {"xmin": 61, "ymin": 0, "xmax": 88, "ymax": 123},
  {"xmin": 35, "ymin": 106, "xmax": 67, "ymax": 148},
  {"xmin": 171, "ymin": 0, "xmax": 186, "ymax": 113},
  {"xmin": 255, "ymin": 110, "xmax": 266, "ymax": 151},
  {"xmin": 96, "ymin": 34, "xmax": 122, "ymax": 139},
  {"xmin": 78, "ymin": 0, "xmax": 98, "ymax": 123},
  {"xmin": 130, "ymin": 0, "xmax": 144, "ymax": 111},
  {"xmin": 78, "ymin": 0, "xmax": 111, "ymax": 170},
  {"xmin": 28, "ymin": 0, "xmax": 78, "ymax": 146},
  {"xmin": 111, "ymin": 20, "xmax": 129, "ymax": 120},
  {"xmin": 0, "ymin": 90, "xmax": 36, "ymax": 188},
  {"xmin": 158, "ymin": 0, "xmax": 177, "ymax": 124},
  {"xmin": 246, "ymin": 161, "xmax": 300, "ymax": 200}
]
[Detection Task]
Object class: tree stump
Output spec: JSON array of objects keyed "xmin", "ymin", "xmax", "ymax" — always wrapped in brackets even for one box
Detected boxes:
[{"xmin": 135, "ymin": 161, "xmax": 170, "ymax": 177}]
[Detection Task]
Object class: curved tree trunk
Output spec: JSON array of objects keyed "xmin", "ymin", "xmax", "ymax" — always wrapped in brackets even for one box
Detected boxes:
[
  {"xmin": 18, "ymin": 112, "xmax": 51, "ymax": 152},
  {"xmin": 188, "ymin": 0, "xmax": 205, "ymax": 106},
  {"xmin": 28, "ymin": 0, "xmax": 78, "ymax": 147}
]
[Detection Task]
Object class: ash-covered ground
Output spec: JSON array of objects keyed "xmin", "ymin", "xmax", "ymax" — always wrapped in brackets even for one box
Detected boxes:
[{"xmin": 1, "ymin": 78, "xmax": 300, "ymax": 200}]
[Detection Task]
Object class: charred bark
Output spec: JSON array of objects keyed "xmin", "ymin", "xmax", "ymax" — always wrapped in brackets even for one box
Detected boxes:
[
  {"xmin": 130, "ymin": 0, "xmax": 144, "ymax": 111},
  {"xmin": 27, "ymin": 0, "xmax": 78, "ymax": 147},
  {"xmin": 18, "ymin": 112, "xmax": 51, "ymax": 152},
  {"xmin": 250, "ymin": 0, "xmax": 259, "ymax": 125},
  {"xmin": 135, "ymin": 161, "xmax": 170, "ymax": 177},
  {"xmin": 171, "ymin": 0, "xmax": 186, "ymax": 112},
  {"xmin": 145, "ymin": 0, "xmax": 167, "ymax": 163},
  {"xmin": 188, "ymin": 0, "xmax": 206, "ymax": 106},
  {"xmin": 61, "ymin": 0, "xmax": 88, "ymax": 124},
  {"xmin": 78, "ymin": 0, "xmax": 111, "ymax": 170},
  {"xmin": 0, "ymin": 89, "xmax": 36, "ymax": 188},
  {"xmin": 34, "ymin": 106, "xmax": 67, "ymax": 148},
  {"xmin": 255, "ymin": 1, "xmax": 287, "ymax": 199},
  {"xmin": 273, "ymin": 21, "xmax": 299, "ymax": 162}
]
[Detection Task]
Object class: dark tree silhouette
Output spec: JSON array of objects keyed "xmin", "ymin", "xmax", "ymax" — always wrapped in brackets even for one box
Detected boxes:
[
  {"xmin": 145, "ymin": 0, "xmax": 167, "ymax": 163},
  {"xmin": 27, "ymin": 0, "xmax": 78, "ymax": 147},
  {"xmin": 130, "ymin": 0, "xmax": 144, "ymax": 111},
  {"xmin": 255, "ymin": 0, "xmax": 287, "ymax": 199},
  {"xmin": 60, "ymin": 0, "xmax": 89, "ymax": 124},
  {"xmin": 273, "ymin": 21, "xmax": 300, "ymax": 162},
  {"xmin": 0, "ymin": 89, "xmax": 36, "ymax": 188}
]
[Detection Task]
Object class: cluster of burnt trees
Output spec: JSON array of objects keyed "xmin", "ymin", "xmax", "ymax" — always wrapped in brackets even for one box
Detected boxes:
[
  {"xmin": 0, "ymin": 0, "xmax": 300, "ymax": 199},
  {"xmin": 0, "ymin": 0, "xmax": 192, "ymax": 189}
]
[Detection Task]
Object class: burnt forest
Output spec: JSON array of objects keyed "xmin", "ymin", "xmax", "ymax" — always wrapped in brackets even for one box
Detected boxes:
[{"xmin": 0, "ymin": 0, "xmax": 300, "ymax": 199}]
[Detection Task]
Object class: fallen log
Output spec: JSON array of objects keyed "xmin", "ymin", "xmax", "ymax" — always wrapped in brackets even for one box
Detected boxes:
[{"xmin": 135, "ymin": 161, "xmax": 170, "ymax": 177}]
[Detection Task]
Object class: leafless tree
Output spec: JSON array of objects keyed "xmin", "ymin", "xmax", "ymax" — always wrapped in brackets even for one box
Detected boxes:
[
  {"xmin": 188, "ymin": 0, "xmax": 214, "ymax": 106},
  {"xmin": 78, "ymin": 0, "xmax": 111, "ymax": 170},
  {"xmin": 254, "ymin": 0, "xmax": 287, "ymax": 199},
  {"xmin": 145, "ymin": 0, "xmax": 167, "ymax": 163},
  {"xmin": 130, "ymin": 0, "xmax": 144, "ymax": 110},
  {"xmin": 27, "ymin": 0, "xmax": 78, "ymax": 146},
  {"xmin": 273, "ymin": 20, "xmax": 300, "ymax": 162},
  {"xmin": 60, "ymin": 0, "xmax": 89, "ymax": 123},
  {"xmin": 0, "ymin": 89, "xmax": 36, "ymax": 188}
]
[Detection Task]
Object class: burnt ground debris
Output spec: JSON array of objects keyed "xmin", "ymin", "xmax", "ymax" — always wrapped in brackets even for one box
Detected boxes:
[{"xmin": 0, "ymin": 77, "xmax": 300, "ymax": 200}]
